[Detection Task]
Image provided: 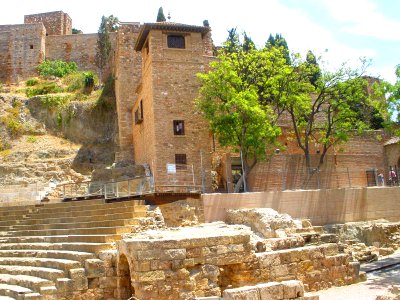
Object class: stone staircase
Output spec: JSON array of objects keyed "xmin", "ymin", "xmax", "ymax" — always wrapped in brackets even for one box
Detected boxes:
[{"xmin": 0, "ymin": 198, "xmax": 149, "ymax": 299}]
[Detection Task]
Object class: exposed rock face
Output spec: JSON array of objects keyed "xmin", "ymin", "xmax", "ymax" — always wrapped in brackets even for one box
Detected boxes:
[{"xmin": 226, "ymin": 208, "xmax": 297, "ymax": 238}]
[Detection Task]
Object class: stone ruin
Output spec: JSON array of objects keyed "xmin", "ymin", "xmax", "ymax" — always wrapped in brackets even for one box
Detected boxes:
[{"xmin": 112, "ymin": 207, "xmax": 365, "ymax": 299}]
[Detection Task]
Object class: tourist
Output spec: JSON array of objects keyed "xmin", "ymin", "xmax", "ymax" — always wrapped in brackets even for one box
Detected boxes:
[
  {"xmin": 378, "ymin": 172, "xmax": 384, "ymax": 186},
  {"xmin": 388, "ymin": 167, "xmax": 397, "ymax": 186}
]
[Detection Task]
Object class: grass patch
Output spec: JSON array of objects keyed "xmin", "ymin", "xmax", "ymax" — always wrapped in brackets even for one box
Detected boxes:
[
  {"xmin": 39, "ymin": 94, "xmax": 70, "ymax": 109},
  {"xmin": 26, "ymin": 82, "xmax": 63, "ymax": 97},
  {"xmin": 26, "ymin": 78, "xmax": 39, "ymax": 86}
]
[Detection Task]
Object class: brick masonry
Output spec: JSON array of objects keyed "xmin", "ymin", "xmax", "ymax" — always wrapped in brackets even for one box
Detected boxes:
[
  {"xmin": 24, "ymin": 11, "xmax": 72, "ymax": 36},
  {"xmin": 0, "ymin": 24, "xmax": 45, "ymax": 83}
]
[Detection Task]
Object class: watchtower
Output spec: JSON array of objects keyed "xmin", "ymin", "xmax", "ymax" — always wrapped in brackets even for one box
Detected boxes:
[{"xmin": 132, "ymin": 22, "xmax": 214, "ymax": 191}]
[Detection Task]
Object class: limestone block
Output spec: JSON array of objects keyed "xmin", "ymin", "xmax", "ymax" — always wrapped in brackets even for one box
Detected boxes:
[
  {"xmin": 134, "ymin": 260, "xmax": 151, "ymax": 272},
  {"xmin": 320, "ymin": 244, "xmax": 339, "ymax": 256},
  {"xmin": 99, "ymin": 276, "xmax": 117, "ymax": 288},
  {"xmin": 99, "ymin": 250, "xmax": 117, "ymax": 268},
  {"xmin": 56, "ymin": 278, "xmax": 74, "ymax": 296},
  {"xmin": 271, "ymin": 264, "xmax": 289, "ymax": 278},
  {"xmin": 69, "ymin": 268, "xmax": 88, "ymax": 291},
  {"xmin": 85, "ymin": 259, "xmax": 106, "ymax": 278},
  {"xmin": 257, "ymin": 282, "xmax": 283, "ymax": 300},
  {"xmin": 136, "ymin": 249, "xmax": 163, "ymax": 261},
  {"xmin": 186, "ymin": 247, "xmax": 202, "ymax": 258},
  {"xmin": 258, "ymin": 252, "xmax": 281, "ymax": 268},
  {"xmin": 133, "ymin": 270, "xmax": 165, "ymax": 282},
  {"xmin": 282, "ymin": 280, "xmax": 304, "ymax": 298},
  {"xmin": 160, "ymin": 249, "xmax": 186, "ymax": 261},
  {"xmin": 223, "ymin": 286, "xmax": 260, "ymax": 300},
  {"xmin": 297, "ymin": 260, "xmax": 314, "ymax": 273}
]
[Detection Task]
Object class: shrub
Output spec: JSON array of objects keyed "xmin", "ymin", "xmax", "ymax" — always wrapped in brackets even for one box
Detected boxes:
[
  {"xmin": 26, "ymin": 78, "xmax": 39, "ymax": 86},
  {"xmin": 84, "ymin": 72, "xmax": 95, "ymax": 88},
  {"xmin": 26, "ymin": 83, "xmax": 63, "ymax": 97},
  {"xmin": 0, "ymin": 115, "xmax": 24, "ymax": 137},
  {"xmin": 26, "ymin": 135, "xmax": 38, "ymax": 143},
  {"xmin": 39, "ymin": 95, "xmax": 70, "ymax": 109},
  {"xmin": 37, "ymin": 60, "xmax": 78, "ymax": 78},
  {"xmin": 63, "ymin": 71, "xmax": 97, "ymax": 94},
  {"xmin": 63, "ymin": 73, "xmax": 85, "ymax": 92}
]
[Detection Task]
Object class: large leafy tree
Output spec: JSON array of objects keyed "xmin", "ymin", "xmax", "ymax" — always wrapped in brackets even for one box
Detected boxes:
[
  {"xmin": 197, "ymin": 32, "xmax": 287, "ymax": 192},
  {"xmin": 370, "ymin": 65, "xmax": 400, "ymax": 133},
  {"xmin": 282, "ymin": 58, "xmax": 372, "ymax": 173},
  {"xmin": 196, "ymin": 56, "xmax": 280, "ymax": 192},
  {"xmin": 95, "ymin": 15, "xmax": 119, "ymax": 82}
]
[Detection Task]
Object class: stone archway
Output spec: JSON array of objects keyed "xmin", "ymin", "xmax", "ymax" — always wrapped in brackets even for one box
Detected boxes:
[{"xmin": 116, "ymin": 254, "xmax": 135, "ymax": 300}]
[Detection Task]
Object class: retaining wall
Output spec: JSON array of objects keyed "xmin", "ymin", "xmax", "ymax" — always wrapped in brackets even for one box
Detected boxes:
[{"xmin": 203, "ymin": 187, "xmax": 400, "ymax": 225}]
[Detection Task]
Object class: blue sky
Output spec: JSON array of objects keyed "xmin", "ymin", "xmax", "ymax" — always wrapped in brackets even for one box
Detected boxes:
[{"xmin": 1, "ymin": 0, "xmax": 399, "ymax": 83}]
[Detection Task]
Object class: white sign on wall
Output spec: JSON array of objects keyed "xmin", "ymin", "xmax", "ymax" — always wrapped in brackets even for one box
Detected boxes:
[{"xmin": 167, "ymin": 163, "xmax": 176, "ymax": 174}]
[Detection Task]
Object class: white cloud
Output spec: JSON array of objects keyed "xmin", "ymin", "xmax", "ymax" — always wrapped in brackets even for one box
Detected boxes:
[{"xmin": 320, "ymin": 0, "xmax": 400, "ymax": 41}]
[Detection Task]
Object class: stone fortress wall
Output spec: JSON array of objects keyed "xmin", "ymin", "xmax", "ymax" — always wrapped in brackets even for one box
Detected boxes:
[
  {"xmin": 0, "ymin": 24, "xmax": 46, "ymax": 83},
  {"xmin": 24, "ymin": 11, "xmax": 72, "ymax": 36},
  {"xmin": 0, "ymin": 10, "xmax": 397, "ymax": 192}
]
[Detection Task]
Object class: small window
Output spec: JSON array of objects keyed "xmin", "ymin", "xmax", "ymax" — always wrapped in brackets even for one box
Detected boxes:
[
  {"xmin": 134, "ymin": 100, "xmax": 143, "ymax": 124},
  {"xmin": 175, "ymin": 154, "xmax": 187, "ymax": 169},
  {"xmin": 167, "ymin": 35, "xmax": 185, "ymax": 49},
  {"xmin": 173, "ymin": 120, "xmax": 185, "ymax": 135},
  {"xmin": 30, "ymin": 45, "xmax": 34, "ymax": 49}
]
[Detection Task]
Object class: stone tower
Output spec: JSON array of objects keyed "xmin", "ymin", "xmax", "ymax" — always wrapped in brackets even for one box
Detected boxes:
[{"xmin": 132, "ymin": 22, "xmax": 214, "ymax": 191}]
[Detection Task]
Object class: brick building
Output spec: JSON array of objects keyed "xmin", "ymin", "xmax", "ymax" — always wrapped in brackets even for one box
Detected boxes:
[{"xmin": 0, "ymin": 11, "xmax": 398, "ymax": 192}]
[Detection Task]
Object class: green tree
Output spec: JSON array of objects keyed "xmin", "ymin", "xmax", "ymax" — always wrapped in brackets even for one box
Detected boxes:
[
  {"xmin": 305, "ymin": 50, "xmax": 321, "ymax": 87},
  {"xmin": 72, "ymin": 28, "xmax": 82, "ymax": 34},
  {"xmin": 266, "ymin": 33, "xmax": 291, "ymax": 64},
  {"xmin": 156, "ymin": 7, "xmax": 166, "ymax": 22},
  {"xmin": 370, "ymin": 65, "xmax": 400, "ymax": 132},
  {"xmin": 282, "ymin": 58, "xmax": 372, "ymax": 176},
  {"xmin": 198, "ymin": 33, "xmax": 287, "ymax": 192},
  {"xmin": 95, "ymin": 15, "xmax": 118, "ymax": 82}
]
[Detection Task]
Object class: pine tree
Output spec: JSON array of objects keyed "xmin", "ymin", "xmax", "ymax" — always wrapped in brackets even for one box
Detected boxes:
[
  {"xmin": 95, "ymin": 16, "xmax": 112, "ymax": 82},
  {"xmin": 156, "ymin": 7, "xmax": 166, "ymax": 22},
  {"xmin": 306, "ymin": 50, "xmax": 321, "ymax": 87}
]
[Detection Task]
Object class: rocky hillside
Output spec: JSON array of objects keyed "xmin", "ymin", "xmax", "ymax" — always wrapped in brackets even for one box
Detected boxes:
[{"xmin": 0, "ymin": 74, "xmax": 118, "ymax": 186}]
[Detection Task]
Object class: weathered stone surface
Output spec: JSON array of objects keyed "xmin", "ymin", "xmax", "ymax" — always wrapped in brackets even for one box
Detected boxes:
[
  {"xmin": 85, "ymin": 259, "xmax": 106, "ymax": 278},
  {"xmin": 69, "ymin": 268, "xmax": 88, "ymax": 291},
  {"xmin": 226, "ymin": 208, "xmax": 297, "ymax": 238},
  {"xmin": 223, "ymin": 286, "xmax": 260, "ymax": 300}
]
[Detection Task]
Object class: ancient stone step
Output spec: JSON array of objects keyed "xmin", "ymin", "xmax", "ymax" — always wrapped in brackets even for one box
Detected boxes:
[
  {"xmin": 0, "ymin": 234, "xmax": 122, "ymax": 244},
  {"xmin": 0, "ymin": 283, "xmax": 34, "ymax": 299},
  {"xmin": 29, "ymin": 205, "xmax": 147, "ymax": 220},
  {"xmin": 0, "ymin": 274, "xmax": 55, "ymax": 294},
  {"xmin": 36, "ymin": 200, "xmax": 145, "ymax": 214},
  {"xmin": 0, "ymin": 208, "xmax": 37, "ymax": 218},
  {"xmin": 20, "ymin": 210, "xmax": 146, "ymax": 225},
  {"xmin": 0, "ymin": 242, "xmax": 113, "ymax": 253},
  {"xmin": 0, "ymin": 257, "xmax": 82, "ymax": 272},
  {"xmin": 10, "ymin": 218, "xmax": 141, "ymax": 231},
  {"xmin": 0, "ymin": 250, "xmax": 95, "ymax": 263},
  {"xmin": 7, "ymin": 225, "xmax": 132, "ymax": 237},
  {"xmin": 0, "ymin": 265, "xmax": 66, "ymax": 281}
]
